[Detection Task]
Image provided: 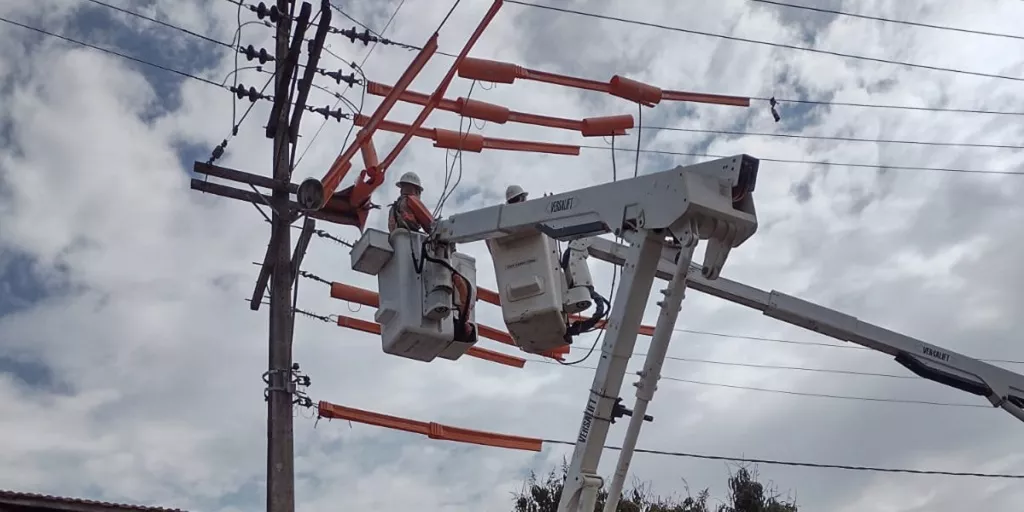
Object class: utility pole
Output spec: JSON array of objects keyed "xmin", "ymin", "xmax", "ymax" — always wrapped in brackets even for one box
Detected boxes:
[
  {"xmin": 189, "ymin": 1, "xmax": 331, "ymax": 512},
  {"xmin": 266, "ymin": 1, "xmax": 296, "ymax": 512}
]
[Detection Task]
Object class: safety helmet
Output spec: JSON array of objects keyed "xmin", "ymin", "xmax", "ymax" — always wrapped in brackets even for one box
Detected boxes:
[
  {"xmin": 505, "ymin": 184, "xmax": 528, "ymax": 203},
  {"xmin": 396, "ymin": 171, "xmax": 423, "ymax": 191}
]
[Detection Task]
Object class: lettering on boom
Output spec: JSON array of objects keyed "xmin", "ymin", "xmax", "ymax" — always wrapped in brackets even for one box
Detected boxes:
[
  {"xmin": 922, "ymin": 346, "xmax": 951, "ymax": 362},
  {"xmin": 577, "ymin": 396, "xmax": 599, "ymax": 443},
  {"xmin": 506, "ymin": 258, "xmax": 537, "ymax": 270},
  {"xmin": 549, "ymin": 197, "xmax": 576, "ymax": 214}
]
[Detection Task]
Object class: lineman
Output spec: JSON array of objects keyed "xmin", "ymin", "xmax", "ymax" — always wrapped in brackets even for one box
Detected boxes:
[
  {"xmin": 388, "ymin": 171, "xmax": 434, "ymax": 233},
  {"xmin": 505, "ymin": 184, "xmax": 528, "ymax": 204},
  {"xmin": 388, "ymin": 172, "xmax": 475, "ymax": 341}
]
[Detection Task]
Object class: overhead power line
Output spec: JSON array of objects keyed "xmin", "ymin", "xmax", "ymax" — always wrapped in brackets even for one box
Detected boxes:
[
  {"xmin": 654, "ymin": 355, "xmax": 916, "ymax": 379},
  {"xmin": 0, "ymin": 14, "xmax": 224, "ymax": 88},
  {"xmin": 753, "ymin": 96, "xmax": 1024, "ymax": 115},
  {"xmin": 532, "ymin": 359, "xmax": 990, "ymax": 408},
  {"xmin": 669, "ymin": 327, "xmax": 1024, "ymax": 365},
  {"xmin": 381, "ymin": 36, "xmax": 1024, "ymax": 117},
  {"xmin": 646, "ymin": 126, "xmax": 1024, "ymax": 150},
  {"xmin": 750, "ymin": 0, "xmax": 1024, "ymax": 42},
  {"xmin": 82, "ymin": 0, "xmax": 234, "ymax": 48},
  {"xmin": 291, "ymin": 304, "xmax": 997, "ymax": 408},
  {"xmin": 541, "ymin": 439, "xmax": 1024, "ymax": 478},
  {"xmin": 506, "ymin": 0, "xmax": 1024, "ymax": 83},
  {"xmin": 585, "ymin": 144, "xmax": 1024, "ymax": 176},
  {"xmin": 296, "ymin": 0, "xmax": 406, "ymax": 167}
]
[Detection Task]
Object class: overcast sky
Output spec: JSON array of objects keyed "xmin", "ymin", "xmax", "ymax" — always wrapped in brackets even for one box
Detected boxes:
[{"xmin": 2, "ymin": 0, "xmax": 1024, "ymax": 511}]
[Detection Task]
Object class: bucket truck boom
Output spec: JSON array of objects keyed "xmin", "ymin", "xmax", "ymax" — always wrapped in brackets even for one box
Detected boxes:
[
  {"xmin": 583, "ymin": 235, "xmax": 1024, "ymax": 422},
  {"xmin": 347, "ymin": 154, "xmax": 761, "ymax": 512},
  {"xmin": 576, "ymin": 235, "xmax": 1024, "ymax": 511}
]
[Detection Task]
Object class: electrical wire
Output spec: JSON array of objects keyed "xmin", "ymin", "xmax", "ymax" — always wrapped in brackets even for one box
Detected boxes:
[
  {"xmin": 0, "ymin": 14, "xmax": 225, "ymax": 89},
  {"xmin": 584, "ymin": 144, "xmax": 1024, "ymax": 176},
  {"xmin": 749, "ymin": 0, "xmax": 1024, "ymax": 42},
  {"xmin": 633, "ymin": 104, "xmax": 642, "ymax": 178},
  {"xmin": 505, "ymin": 0, "xmax": 1024, "ymax": 83},
  {"xmin": 644, "ymin": 125, "xmax": 1024, "ymax": 150},
  {"xmin": 652, "ymin": 327, "xmax": 1024, "ymax": 366},
  {"xmin": 82, "ymin": 0, "xmax": 235, "ymax": 48},
  {"xmin": 558, "ymin": 136, "xmax": 622, "ymax": 367},
  {"xmin": 437, "ymin": 0, "xmax": 463, "ymax": 31},
  {"xmin": 292, "ymin": 293, "xmax": 1020, "ymax": 409},
  {"xmin": 532, "ymin": 359, "xmax": 991, "ymax": 408},
  {"xmin": 434, "ymin": 80, "xmax": 477, "ymax": 217},
  {"xmin": 654, "ymin": 355, "xmax": 916, "ymax": 379},
  {"xmin": 369, "ymin": 33, "xmax": 1024, "ymax": 117},
  {"xmin": 540, "ymin": 439, "xmax": 1024, "ymax": 478},
  {"xmin": 294, "ymin": 0, "xmax": 405, "ymax": 169}
]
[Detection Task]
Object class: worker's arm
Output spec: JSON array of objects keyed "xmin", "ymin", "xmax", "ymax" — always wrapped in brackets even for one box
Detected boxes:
[{"xmin": 404, "ymin": 194, "xmax": 436, "ymax": 231}]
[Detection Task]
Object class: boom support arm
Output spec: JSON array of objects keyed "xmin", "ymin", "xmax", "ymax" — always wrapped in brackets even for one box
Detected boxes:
[
  {"xmin": 584, "ymin": 236, "xmax": 1024, "ymax": 421},
  {"xmin": 432, "ymin": 154, "xmax": 760, "ymax": 279}
]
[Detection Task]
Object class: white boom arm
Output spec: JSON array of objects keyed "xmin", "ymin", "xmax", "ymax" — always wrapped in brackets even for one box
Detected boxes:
[
  {"xmin": 584, "ymin": 235, "xmax": 1024, "ymax": 421},
  {"xmin": 431, "ymin": 155, "xmax": 760, "ymax": 512},
  {"xmin": 585, "ymin": 233, "xmax": 1024, "ymax": 511}
]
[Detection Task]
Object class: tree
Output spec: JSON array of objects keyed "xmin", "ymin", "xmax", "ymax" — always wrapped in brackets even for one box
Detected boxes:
[{"xmin": 512, "ymin": 461, "xmax": 797, "ymax": 512}]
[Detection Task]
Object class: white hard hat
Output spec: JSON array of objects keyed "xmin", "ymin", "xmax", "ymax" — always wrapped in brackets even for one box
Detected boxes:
[
  {"xmin": 396, "ymin": 171, "xmax": 422, "ymax": 190},
  {"xmin": 505, "ymin": 184, "xmax": 527, "ymax": 202}
]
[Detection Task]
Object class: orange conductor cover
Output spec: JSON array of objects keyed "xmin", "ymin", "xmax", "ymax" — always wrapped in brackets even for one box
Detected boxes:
[
  {"xmin": 318, "ymin": 401, "xmax": 544, "ymax": 452},
  {"xmin": 366, "ymin": 80, "xmax": 634, "ymax": 137},
  {"xmin": 458, "ymin": 57, "xmax": 751, "ymax": 108},
  {"xmin": 353, "ymin": 115, "xmax": 581, "ymax": 156},
  {"xmin": 335, "ymin": 315, "xmax": 526, "ymax": 369},
  {"xmin": 331, "ymin": 282, "xmax": 569, "ymax": 360},
  {"xmin": 349, "ymin": 0, "xmax": 506, "ymax": 209}
]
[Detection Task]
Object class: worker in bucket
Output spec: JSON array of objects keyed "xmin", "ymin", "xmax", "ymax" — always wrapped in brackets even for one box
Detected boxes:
[
  {"xmin": 388, "ymin": 171, "xmax": 475, "ymax": 341},
  {"xmin": 388, "ymin": 171, "xmax": 434, "ymax": 233},
  {"xmin": 505, "ymin": 184, "xmax": 528, "ymax": 204}
]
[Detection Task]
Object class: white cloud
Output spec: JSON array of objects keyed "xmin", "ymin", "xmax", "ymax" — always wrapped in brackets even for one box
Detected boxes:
[{"xmin": 2, "ymin": 0, "xmax": 1024, "ymax": 511}]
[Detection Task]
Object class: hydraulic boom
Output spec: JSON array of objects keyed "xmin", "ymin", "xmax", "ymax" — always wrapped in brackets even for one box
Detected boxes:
[
  {"xmin": 584, "ymin": 235, "xmax": 1024, "ymax": 422},
  {"xmin": 346, "ymin": 151, "xmax": 1024, "ymax": 512}
]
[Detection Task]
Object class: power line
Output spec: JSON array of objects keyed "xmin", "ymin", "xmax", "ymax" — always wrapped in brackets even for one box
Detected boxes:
[
  {"xmin": 655, "ymin": 355, "xmax": 916, "ymax": 379},
  {"xmin": 645, "ymin": 125, "xmax": 1024, "ymax": 150},
  {"xmin": 87, "ymin": 0, "xmax": 359, "ymax": 87},
  {"xmin": 292, "ymin": 300, "xmax": 995, "ymax": 408},
  {"xmin": 0, "ymin": 14, "xmax": 224, "ymax": 89},
  {"xmin": 82, "ymin": 0, "xmax": 234, "ymax": 48},
  {"xmin": 296, "ymin": 0, "xmax": 406, "ymax": 167},
  {"xmin": 583, "ymin": 144, "xmax": 1024, "ymax": 176},
  {"xmin": 377, "ymin": 36, "xmax": 1024, "ymax": 117},
  {"xmin": 759, "ymin": 97, "xmax": 1024, "ymax": 116},
  {"xmin": 505, "ymin": 0, "xmax": 1024, "ymax": 83},
  {"xmin": 541, "ymin": 439, "xmax": 1024, "ymax": 478},
  {"xmin": 668, "ymin": 327, "xmax": 1024, "ymax": 366},
  {"xmin": 750, "ymin": 0, "xmax": 1024, "ymax": 42},
  {"xmin": 532, "ymin": 359, "xmax": 990, "ymax": 408}
]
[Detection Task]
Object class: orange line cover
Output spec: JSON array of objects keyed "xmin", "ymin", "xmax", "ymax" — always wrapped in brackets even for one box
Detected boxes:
[
  {"xmin": 458, "ymin": 57, "xmax": 751, "ymax": 108},
  {"xmin": 352, "ymin": 115, "xmax": 581, "ymax": 156},
  {"xmin": 318, "ymin": 400, "xmax": 543, "ymax": 451},
  {"xmin": 348, "ymin": 0, "xmax": 506, "ymax": 210},
  {"xmin": 366, "ymin": 80, "xmax": 633, "ymax": 137},
  {"xmin": 335, "ymin": 315, "xmax": 527, "ymax": 369},
  {"xmin": 330, "ymin": 282, "xmax": 569, "ymax": 360}
]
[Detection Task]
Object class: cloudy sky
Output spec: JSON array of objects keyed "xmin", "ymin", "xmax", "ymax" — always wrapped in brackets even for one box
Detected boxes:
[{"xmin": 3, "ymin": 0, "xmax": 1024, "ymax": 510}]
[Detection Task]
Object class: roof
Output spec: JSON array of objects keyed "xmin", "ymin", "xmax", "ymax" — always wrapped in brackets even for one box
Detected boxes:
[{"xmin": 0, "ymin": 490, "xmax": 188, "ymax": 512}]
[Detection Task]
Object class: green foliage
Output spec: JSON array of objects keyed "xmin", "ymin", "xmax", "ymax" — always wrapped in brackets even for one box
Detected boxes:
[{"xmin": 512, "ymin": 461, "xmax": 796, "ymax": 512}]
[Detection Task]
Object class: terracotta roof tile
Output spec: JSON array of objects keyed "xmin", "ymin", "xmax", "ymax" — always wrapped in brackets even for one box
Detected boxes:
[{"xmin": 0, "ymin": 490, "xmax": 188, "ymax": 512}]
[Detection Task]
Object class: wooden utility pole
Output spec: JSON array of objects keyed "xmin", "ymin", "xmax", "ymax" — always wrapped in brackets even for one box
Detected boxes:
[
  {"xmin": 190, "ymin": 2, "xmax": 332, "ymax": 512},
  {"xmin": 266, "ymin": 1, "xmax": 296, "ymax": 512}
]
